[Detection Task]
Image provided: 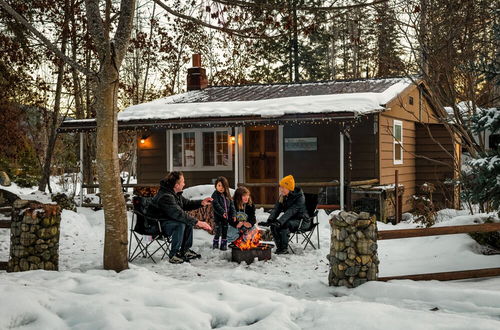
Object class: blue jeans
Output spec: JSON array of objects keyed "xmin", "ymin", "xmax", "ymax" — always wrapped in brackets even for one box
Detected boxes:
[
  {"xmin": 227, "ymin": 225, "xmax": 256, "ymax": 243},
  {"xmin": 161, "ymin": 221, "xmax": 193, "ymax": 258}
]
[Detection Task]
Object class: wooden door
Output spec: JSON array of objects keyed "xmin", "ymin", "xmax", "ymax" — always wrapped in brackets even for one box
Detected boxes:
[{"xmin": 245, "ymin": 126, "xmax": 279, "ymax": 204}]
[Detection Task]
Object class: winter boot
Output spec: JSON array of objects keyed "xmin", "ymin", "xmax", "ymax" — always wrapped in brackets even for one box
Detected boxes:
[
  {"xmin": 220, "ymin": 239, "xmax": 228, "ymax": 251},
  {"xmin": 212, "ymin": 238, "xmax": 219, "ymax": 249}
]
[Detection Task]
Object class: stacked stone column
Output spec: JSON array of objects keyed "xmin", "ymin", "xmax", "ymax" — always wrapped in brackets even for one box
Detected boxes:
[
  {"xmin": 8, "ymin": 199, "xmax": 61, "ymax": 272},
  {"xmin": 329, "ymin": 211, "xmax": 379, "ymax": 288}
]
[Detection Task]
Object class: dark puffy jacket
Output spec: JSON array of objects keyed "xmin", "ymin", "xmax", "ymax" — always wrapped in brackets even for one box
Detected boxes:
[
  {"xmin": 211, "ymin": 191, "xmax": 236, "ymax": 224},
  {"xmin": 229, "ymin": 203, "xmax": 256, "ymax": 228},
  {"xmin": 146, "ymin": 184, "xmax": 202, "ymax": 226},
  {"xmin": 268, "ymin": 187, "xmax": 308, "ymax": 227}
]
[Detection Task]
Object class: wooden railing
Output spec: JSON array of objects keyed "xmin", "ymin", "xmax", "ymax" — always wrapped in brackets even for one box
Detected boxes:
[
  {"xmin": 240, "ymin": 179, "xmax": 379, "ymax": 188},
  {"xmin": 377, "ymin": 222, "xmax": 500, "ymax": 281}
]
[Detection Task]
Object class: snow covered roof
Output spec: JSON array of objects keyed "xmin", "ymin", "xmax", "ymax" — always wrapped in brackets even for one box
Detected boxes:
[
  {"xmin": 59, "ymin": 77, "xmax": 414, "ymax": 132},
  {"xmin": 119, "ymin": 77, "xmax": 412, "ymax": 121}
]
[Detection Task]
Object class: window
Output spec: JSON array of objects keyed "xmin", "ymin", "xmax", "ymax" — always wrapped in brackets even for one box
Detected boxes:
[
  {"xmin": 171, "ymin": 128, "xmax": 231, "ymax": 170},
  {"xmin": 409, "ymin": 96, "xmax": 414, "ymax": 105},
  {"xmin": 393, "ymin": 120, "xmax": 403, "ymax": 165}
]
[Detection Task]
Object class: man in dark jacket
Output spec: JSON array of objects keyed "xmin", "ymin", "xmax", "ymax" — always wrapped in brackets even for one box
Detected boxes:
[
  {"xmin": 259, "ymin": 175, "xmax": 309, "ymax": 254},
  {"xmin": 147, "ymin": 171, "xmax": 212, "ymax": 263}
]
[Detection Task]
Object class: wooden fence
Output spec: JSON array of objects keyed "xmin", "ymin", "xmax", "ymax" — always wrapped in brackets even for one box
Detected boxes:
[{"xmin": 377, "ymin": 222, "xmax": 500, "ymax": 281}]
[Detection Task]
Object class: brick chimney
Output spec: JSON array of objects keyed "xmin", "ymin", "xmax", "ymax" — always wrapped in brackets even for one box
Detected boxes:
[{"xmin": 187, "ymin": 54, "xmax": 208, "ymax": 91}]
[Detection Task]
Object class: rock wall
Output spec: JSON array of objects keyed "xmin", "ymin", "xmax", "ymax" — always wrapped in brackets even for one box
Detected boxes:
[
  {"xmin": 329, "ymin": 211, "xmax": 379, "ymax": 287},
  {"xmin": 8, "ymin": 199, "xmax": 61, "ymax": 272}
]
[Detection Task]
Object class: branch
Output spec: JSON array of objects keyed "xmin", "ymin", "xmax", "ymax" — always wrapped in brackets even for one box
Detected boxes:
[
  {"xmin": 152, "ymin": 0, "xmax": 271, "ymax": 39},
  {"xmin": 84, "ymin": 0, "xmax": 108, "ymax": 61},
  {"xmin": 213, "ymin": 0, "xmax": 390, "ymax": 11},
  {"xmin": 0, "ymin": 0, "xmax": 95, "ymax": 77},
  {"xmin": 113, "ymin": 0, "xmax": 136, "ymax": 67}
]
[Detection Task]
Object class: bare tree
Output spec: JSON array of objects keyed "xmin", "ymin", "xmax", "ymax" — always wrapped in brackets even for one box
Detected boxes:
[{"xmin": 0, "ymin": 0, "xmax": 136, "ymax": 271}]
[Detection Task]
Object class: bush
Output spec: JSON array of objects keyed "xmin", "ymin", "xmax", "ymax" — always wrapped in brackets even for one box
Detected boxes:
[
  {"xmin": 469, "ymin": 217, "xmax": 500, "ymax": 250},
  {"xmin": 410, "ymin": 183, "xmax": 437, "ymax": 227}
]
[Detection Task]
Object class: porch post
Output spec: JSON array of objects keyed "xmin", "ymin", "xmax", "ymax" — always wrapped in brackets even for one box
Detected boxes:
[
  {"xmin": 234, "ymin": 127, "xmax": 239, "ymax": 189},
  {"xmin": 340, "ymin": 130, "xmax": 344, "ymax": 211},
  {"xmin": 79, "ymin": 132, "xmax": 84, "ymax": 207}
]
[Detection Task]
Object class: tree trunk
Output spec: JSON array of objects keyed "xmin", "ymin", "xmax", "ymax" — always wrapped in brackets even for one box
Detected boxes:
[{"xmin": 94, "ymin": 63, "xmax": 129, "ymax": 271}]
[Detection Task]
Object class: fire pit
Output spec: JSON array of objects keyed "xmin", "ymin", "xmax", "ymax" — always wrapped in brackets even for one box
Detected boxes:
[
  {"xmin": 230, "ymin": 227, "xmax": 274, "ymax": 264},
  {"xmin": 231, "ymin": 243, "xmax": 273, "ymax": 264}
]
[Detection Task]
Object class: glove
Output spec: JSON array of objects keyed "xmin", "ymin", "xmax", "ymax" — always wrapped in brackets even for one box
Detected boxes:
[{"xmin": 269, "ymin": 221, "xmax": 280, "ymax": 228}]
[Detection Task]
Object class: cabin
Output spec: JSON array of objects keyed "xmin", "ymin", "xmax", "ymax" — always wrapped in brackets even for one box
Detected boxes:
[{"xmin": 59, "ymin": 55, "xmax": 461, "ymax": 220}]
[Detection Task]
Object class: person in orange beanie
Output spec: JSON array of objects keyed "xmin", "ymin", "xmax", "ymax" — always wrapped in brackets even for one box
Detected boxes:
[{"xmin": 259, "ymin": 174, "xmax": 309, "ymax": 254}]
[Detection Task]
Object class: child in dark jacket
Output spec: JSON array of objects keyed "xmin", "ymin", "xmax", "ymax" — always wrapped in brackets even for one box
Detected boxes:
[
  {"xmin": 211, "ymin": 176, "xmax": 236, "ymax": 250},
  {"xmin": 227, "ymin": 186, "xmax": 256, "ymax": 243}
]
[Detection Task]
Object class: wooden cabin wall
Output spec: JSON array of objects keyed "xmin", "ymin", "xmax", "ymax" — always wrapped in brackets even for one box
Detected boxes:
[
  {"xmin": 137, "ymin": 129, "xmax": 167, "ymax": 184},
  {"xmin": 379, "ymin": 115, "xmax": 416, "ymax": 213},
  {"xmin": 283, "ymin": 117, "xmax": 378, "ymax": 194},
  {"xmin": 136, "ymin": 129, "xmax": 234, "ymax": 187},
  {"xmin": 415, "ymin": 124, "xmax": 459, "ymax": 209}
]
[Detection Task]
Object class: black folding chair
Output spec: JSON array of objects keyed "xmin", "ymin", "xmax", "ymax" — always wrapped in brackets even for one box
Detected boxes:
[
  {"xmin": 289, "ymin": 193, "xmax": 320, "ymax": 253},
  {"xmin": 128, "ymin": 196, "xmax": 171, "ymax": 263}
]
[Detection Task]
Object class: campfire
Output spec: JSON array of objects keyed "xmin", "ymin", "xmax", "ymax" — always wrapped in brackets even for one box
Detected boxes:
[{"xmin": 231, "ymin": 227, "xmax": 273, "ymax": 264}]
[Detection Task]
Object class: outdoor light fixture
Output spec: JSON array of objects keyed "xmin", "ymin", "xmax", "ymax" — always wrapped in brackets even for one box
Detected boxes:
[
  {"xmin": 140, "ymin": 134, "xmax": 149, "ymax": 144},
  {"xmin": 230, "ymin": 135, "xmax": 236, "ymax": 144}
]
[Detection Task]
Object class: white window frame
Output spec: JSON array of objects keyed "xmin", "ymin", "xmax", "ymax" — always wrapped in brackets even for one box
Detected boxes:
[
  {"xmin": 393, "ymin": 120, "xmax": 403, "ymax": 165},
  {"xmin": 170, "ymin": 128, "xmax": 232, "ymax": 171}
]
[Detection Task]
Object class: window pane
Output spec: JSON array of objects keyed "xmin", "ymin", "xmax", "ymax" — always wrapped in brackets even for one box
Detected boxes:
[
  {"xmin": 394, "ymin": 124, "xmax": 402, "ymax": 141},
  {"xmin": 183, "ymin": 132, "xmax": 196, "ymax": 167},
  {"xmin": 395, "ymin": 143, "xmax": 402, "ymax": 161},
  {"xmin": 172, "ymin": 133, "xmax": 182, "ymax": 167},
  {"xmin": 203, "ymin": 132, "xmax": 215, "ymax": 166},
  {"xmin": 216, "ymin": 131, "xmax": 229, "ymax": 166},
  {"xmin": 265, "ymin": 130, "xmax": 277, "ymax": 152}
]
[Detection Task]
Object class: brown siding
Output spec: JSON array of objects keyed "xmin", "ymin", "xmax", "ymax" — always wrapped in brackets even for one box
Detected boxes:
[
  {"xmin": 137, "ymin": 129, "xmax": 167, "ymax": 184},
  {"xmin": 182, "ymin": 171, "xmax": 234, "ymax": 188},
  {"xmin": 379, "ymin": 115, "xmax": 416, "ymax": 213},
  {"xmin": 384, "ymin": 85, "xmax": 440, "ymax": 124},
  {"xmin": 415, "ymin": 124, "xmax": 458, "ymax": 209},
  {"xmin": 283, "ymin": 116, "xmax": 378, "ymax": 192},
  {"xmin": 137, "ymin": 129, "xmax": 234, "ymax": 186},
  {"xmin": 137, "ymin": 129, "xmax": 234, "ymax": 187},
  {"xmin": 379, "ymin": 84, "xmax": 460, "ymax": 212}
]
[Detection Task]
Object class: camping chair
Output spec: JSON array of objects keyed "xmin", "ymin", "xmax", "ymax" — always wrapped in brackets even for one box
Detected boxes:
[
  {"xmin": 289, "ymin": 193, "xmax": 319, "ymax": 254},
  {"xmin": 128, "ymin": 196, "xmax": 171, "ymax": 263}
]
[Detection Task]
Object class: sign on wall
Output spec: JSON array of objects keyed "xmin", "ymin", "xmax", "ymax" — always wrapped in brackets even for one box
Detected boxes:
[{"xmin": 284, "ymin": 137, "xmax": 317, "ymax": 151}]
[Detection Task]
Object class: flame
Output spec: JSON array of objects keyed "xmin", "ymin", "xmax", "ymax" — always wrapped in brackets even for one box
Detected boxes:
[{"xmin": 234, "ymin": 228, "xmax": 262, "ymax": 250}]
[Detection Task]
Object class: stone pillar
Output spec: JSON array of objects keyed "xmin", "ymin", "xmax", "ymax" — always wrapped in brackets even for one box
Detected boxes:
[
  {"xmin": 329, "ymin": 211, "xmax": 379, "ymax": 287},
  {"xmin": 8, "ymin": 199, "xmax": 61, "ymax": 272}
]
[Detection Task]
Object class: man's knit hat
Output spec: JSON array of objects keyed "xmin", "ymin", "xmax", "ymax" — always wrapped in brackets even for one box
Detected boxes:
[{"xmin": 279, "ymin": 175, "xmax": 295, "ymax": 191}]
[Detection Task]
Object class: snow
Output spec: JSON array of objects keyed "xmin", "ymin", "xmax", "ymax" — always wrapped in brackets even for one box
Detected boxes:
[
  {"xmin": 2, "ymin": 183, "xmax": 500, "ymax": 329},
  {"xmin": 116, "ymin": 79, "xmax": 411, "ymax": 121},
  {"xmin": 182, "ymin": 184, "xmax": 235, "ymax": 200},
  {"xmin": 63, "ymin": 79, "xmax": 412, "ymax": 124}
]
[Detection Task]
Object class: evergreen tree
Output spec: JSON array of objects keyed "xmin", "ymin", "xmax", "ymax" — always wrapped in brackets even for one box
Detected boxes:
[
  {"xmin": 462, "ymin": 107, "xmax": 500, "ymax": 213},
  {"xmin": 374, "ymin": 0, "xmax": 405, "ymax": 77}
]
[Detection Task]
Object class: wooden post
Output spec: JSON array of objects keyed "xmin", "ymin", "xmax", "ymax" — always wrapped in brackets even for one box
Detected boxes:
[
  {"xmin": 345, "ymin": 128, "xmax": 352, "ymax": 211},
  {"xmin": 79, "ymin": 132, "xmax": 84, "ymax": 207},
  {"xmin": 394, "ymin": 170, "xmax": 399, "ymax": 223},
  {"xmin": 340, "ymin": 130, "xmax": 344, "ymax": 211},
  {"xmin": 234, "ymin": 127, "xmax": 239, "ymax": 189}
]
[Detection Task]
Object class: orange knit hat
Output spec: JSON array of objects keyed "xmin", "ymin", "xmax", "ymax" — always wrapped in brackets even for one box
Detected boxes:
[{"xmin": 279, "ymin": 175, "xmax": 295, "ymax": 191}]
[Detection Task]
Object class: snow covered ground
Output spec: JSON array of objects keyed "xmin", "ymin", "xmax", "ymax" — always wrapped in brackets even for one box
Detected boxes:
[{"xmin": 1, "ymin": 185, "xmax": 500, "ymax": 329}]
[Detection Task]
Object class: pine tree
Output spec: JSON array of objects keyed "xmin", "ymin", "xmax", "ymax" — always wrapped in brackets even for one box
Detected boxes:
[{"xmin": 374, "ymin": 0, "xmax": 405, "ymax": 77}]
